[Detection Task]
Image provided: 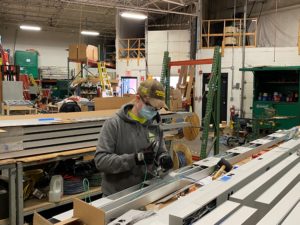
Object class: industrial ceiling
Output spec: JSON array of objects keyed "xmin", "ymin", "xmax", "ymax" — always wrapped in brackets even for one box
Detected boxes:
[{"xmin": 0, "ymin": 0, "xmax": 198, "ymax": 37}]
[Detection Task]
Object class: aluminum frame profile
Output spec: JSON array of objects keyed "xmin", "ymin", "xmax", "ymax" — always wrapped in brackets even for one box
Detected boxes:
[
  {"xmin": 0, "ymin": 112, "xmax": 192, "ymax": 160},
  {"xmin": 167, "ymin": 138, "xmax": 300, "ymax": 225},
  {"xmin": 102, "ymin": 129, "xmax": 294, "ymax": 223},
  {"xmin": 52, "ymin": 128, "xmax": 298, "ymax": 224},
  {"xmin": 257, "ymin": 182, "xmax": 300, "ymax": 225}
]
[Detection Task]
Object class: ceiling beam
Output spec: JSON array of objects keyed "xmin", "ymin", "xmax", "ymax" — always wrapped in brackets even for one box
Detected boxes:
[{"xmin": 61, "ymin": 0, "xmax": 197, "ymax": 16}]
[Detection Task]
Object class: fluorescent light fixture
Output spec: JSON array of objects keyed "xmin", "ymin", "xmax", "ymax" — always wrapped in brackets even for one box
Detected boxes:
[
  {"xmin": 20, "ymin": 25, "xmax": 41, "ymax": 31},
  {"xmin": 80, "ymin": 30, "xmax": 100, "ymax": 36},
  {"xmin": 162, "ymin": 0, "xmax": 186, "ymax": 6},
  {"xmin": 120, "ymin": 12, "xmax": 147, "ymax": 20}
]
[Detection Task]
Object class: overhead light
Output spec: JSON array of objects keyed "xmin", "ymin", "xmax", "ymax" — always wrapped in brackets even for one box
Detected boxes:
[
  {"xmin": 120, "ymin": 12, "xmax": 147, "ymax": 20},
  {"xmin": 20, "ymin": 25, "xmax": 41, "ymax": 31},
  {"xmin": 80, "ymin": 30, "xmax": 100, "ymax": 36},
  {"xmin": 162, "ymin": 0, "xmax": 186, "ymax": 7}
]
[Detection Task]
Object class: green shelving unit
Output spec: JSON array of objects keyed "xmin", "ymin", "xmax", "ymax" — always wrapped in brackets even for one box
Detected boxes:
[
  {"xmin": 240, "ymin": 66, "xmax": 300, "ymax": 129},
  {"xmin": 15, "ymin": 50, "xmax": 39, "ymax": 79}
]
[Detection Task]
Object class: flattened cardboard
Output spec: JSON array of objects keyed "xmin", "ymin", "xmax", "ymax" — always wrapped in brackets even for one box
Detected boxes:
[{"xmin": 33, "ymin": 198, "xmax": 105, "ymax": 225}]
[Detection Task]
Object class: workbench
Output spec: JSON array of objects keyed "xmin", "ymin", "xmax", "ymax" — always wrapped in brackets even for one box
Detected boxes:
[
  {"xmin": 0, "ymin": 110, "xmax": 193, "ymax": 224},
  {"xmin": 14, "ymin": 147, "xmax": 101, "ymax": 225},
  {"xmin": 0, "ymin": 159, "xmax": 17, "ymax": 225},
  {"xmin": 52, "ymin": 128, "xmax": 300, "ymax": 225},
  {"xmin": 1, "ymin": 103, "xmax": 37, "ymax": 116}
]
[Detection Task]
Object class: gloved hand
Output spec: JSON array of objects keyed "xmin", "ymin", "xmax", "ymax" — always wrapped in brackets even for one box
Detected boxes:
[
  {"xmin": 135, "ymin": 150, "xmax": 155, "ymax": 165},
  {"xmin": 159, "ymin": 155, "xmax": 173, "ymax": 171}
]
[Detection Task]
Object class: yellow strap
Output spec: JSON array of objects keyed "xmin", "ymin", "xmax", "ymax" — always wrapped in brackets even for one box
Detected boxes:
[{"xmin": 128, "ymin": 110, "xmax": 147, "ymax": 124}]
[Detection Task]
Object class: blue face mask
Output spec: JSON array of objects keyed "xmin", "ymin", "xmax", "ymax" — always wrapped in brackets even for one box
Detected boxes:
[{"xmin": 139, "ymin": 105, "xmax": 157, "ymax": 120}]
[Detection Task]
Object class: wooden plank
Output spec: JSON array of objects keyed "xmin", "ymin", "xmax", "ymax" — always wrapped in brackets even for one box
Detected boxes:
[
  {"xmin": 17, "ymin": 147, "xmax": 95, "ymax": 163},
  {"xmin": 0, "ymin": 219, "xmax": 8, "ymax": 225},
  {"xmin": 0, "ymin": 158, "xmax": 16, "ymax": 166},
  {"xmin": 24, "ymin": 134, "xmax": 98, "ymax": 149},
  {"xmin": 182, "ymin": 66, "xmax": 188, "ymax": 87},
  {"xmin": 0, "ymin": 142, "xmax": 97, "ymax": 160},
  {"xmin": 0, "ymin": 110, "xmax": 117, "ymax": 122},
  {"xmin": 185, "ymin": 65, "xmax": 195, "ymax": 101},
  {"xmin": 23, "ymin": 127, "xmax": 101, "ymax": 141},
  {"xmin": 176, "ymin": 66, "xmax": 187, "ymax": 89},
  {"xmin": 94, "ymin": 96, "xmax": 135, "ymax": 111},
  {"xmin": 24, "ymin": 187, "xmax": 101, "ymax": 214}
]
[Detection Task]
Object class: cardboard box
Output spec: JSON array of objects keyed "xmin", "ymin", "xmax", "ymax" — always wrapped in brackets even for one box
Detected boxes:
[
  {"xmin": 93, "ymin": 47, "xmax": 99, "ymax": 62},
  {"xmin": 69, "ymin": 44, "xmax": 98, "ymax": 62},
  {"xmin": 33, "ymin": 198, "xmax": 105, "ymax": 225},
  {"xmin": 85, "ymin": 45, "xmax": 94, "ymax": 61},
  {"xmin": 69, "ymin": 44, "xmax": 78, "ymax": 61},
  {"xmin": 94, "ymin": 96, "xmax": 135, "ymax": 110},
  {"xmin": 87, "ymin": 45, "xmax": 99, "ymax": 62},
  {"xmin": 77, "ymin": 44, "xmax": 88, "ymax": 61}
]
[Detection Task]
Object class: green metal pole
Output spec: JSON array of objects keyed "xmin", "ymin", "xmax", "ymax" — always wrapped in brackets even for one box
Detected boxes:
[
  {"xmin": 200, "ymin": 46, "xmax": 221, "ymax": 159},
  {"xmin": 214, "ymin": 50, "xmax": 221, "ymax": 155}
]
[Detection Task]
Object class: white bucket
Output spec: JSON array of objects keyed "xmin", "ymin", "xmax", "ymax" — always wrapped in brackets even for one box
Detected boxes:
[{"xmin": 48, "ymin": 175, "xmax": 63, "ymax": 203}]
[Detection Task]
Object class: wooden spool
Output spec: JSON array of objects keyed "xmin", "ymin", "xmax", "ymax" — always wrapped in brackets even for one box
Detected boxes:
[
  {"xmin": 172, "ymin": 143, "xmax": 193, "ymax": 170},
  {"xmin": 183, "ymin": 113, "xmax": 200, "ymax": 141}
]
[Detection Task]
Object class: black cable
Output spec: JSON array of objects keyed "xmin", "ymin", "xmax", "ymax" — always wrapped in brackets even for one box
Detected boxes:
[{"xmin": 248, "ymin": 1, "xmax": 256, "ymax": 18}]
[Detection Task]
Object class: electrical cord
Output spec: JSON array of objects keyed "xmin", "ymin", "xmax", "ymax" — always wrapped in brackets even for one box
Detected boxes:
[
  {"xmin": 139, "ymin": 158, "xmax": 148, "ymax": 190},
  {"xmin": 83, "ymin": 178, "xmax": 92, "ymax": 203}
]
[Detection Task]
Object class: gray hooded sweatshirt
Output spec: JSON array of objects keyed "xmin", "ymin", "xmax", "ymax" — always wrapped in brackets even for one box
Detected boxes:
[{"xmin": 94, "ymin": 103, "xmax": 167, "ymax": 196}]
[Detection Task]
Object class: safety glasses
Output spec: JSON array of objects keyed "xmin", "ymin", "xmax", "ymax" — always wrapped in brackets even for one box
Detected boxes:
[{"xmin": 140, "ymin": 96, "xmax": 161, "ymax": 111}]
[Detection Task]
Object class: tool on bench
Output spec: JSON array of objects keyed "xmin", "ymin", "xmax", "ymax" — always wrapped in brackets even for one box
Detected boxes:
[{"xmin": 212, "ymin": 158, "xmax": 233, "ymax": 180}]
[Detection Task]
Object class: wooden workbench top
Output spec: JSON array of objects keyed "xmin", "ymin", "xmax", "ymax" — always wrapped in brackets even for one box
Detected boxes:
[
  {"xmin": 0, "ymin": 158, "xmax": 16, "ymax": 166},
  {"xmin": 0, "ymin": 109, "xmax": 118, "ymax": 121},
  {"xmin": 15, "ymin": 147, "xmax": 96, "ymax": 163}
]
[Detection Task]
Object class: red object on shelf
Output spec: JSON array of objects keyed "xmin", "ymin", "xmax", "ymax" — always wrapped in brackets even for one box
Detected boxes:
[
  {"xmin": 42, "ymin": 89, "xmax": 51, "ymax": 98},
  {"xmin": 23, "ymin": 90, "xmax": 30, "ymax": 100},
  {"xmin": 19, "ymin": 75, "xmax": 30, "ymax": 89},
  {"xmin": 192, "ymin": 155, "xmax": 201, "ymax": 161},
  {"xmin": 19, "ymin": 74, "xmax": 31, "ymax": 100}
]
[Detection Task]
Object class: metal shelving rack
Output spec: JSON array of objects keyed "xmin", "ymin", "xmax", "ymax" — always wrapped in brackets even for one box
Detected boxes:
[
  {"xmin": 67, "ymin": 58, "xmax": 99, "ymax": 97},
  {"xmin": 0, "ymin": 159, "xmax": 17, "ymax": 225},
  {"xmin": 15, "ymin": 148, "xmax": 101, "ymax": 225}
]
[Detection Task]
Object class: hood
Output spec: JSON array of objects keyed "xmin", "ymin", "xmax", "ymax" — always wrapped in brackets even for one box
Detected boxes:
[{"xmin": 116, "ymin": 103, "xmax": 153, "ymax": 126}]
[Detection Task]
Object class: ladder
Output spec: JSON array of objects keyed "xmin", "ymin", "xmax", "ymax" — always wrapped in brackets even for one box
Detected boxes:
[
  {"xmin": 200, "ymin": 46, "xmax": 222, "ymax": 159},
  {"xmin": 97, "ymin": 61, "xmax": 112, "ymax": 96},
  {"xmin": 160, "ymin": 51, "xmax": 171, "ymax": 108}
]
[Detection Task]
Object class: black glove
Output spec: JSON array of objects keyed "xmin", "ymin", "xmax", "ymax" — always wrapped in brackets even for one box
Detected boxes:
[
  {"xmin": 135, "ymin": 145, "xmax": 155, "ymax": 165},
  {"xmin": 159, "ymin": 155, "xmax": 173, "ymax": 171}
]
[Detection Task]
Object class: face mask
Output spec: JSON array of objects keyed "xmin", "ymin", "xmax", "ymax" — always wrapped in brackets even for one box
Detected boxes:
[{"xmin": 139, "ymin": 105, "xmax": 157, "ymax": 120}]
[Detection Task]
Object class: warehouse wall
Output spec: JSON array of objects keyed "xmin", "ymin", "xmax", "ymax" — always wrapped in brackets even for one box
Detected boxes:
[
  {"xmin": 116, "ymin": 30, "xmax": 190, "ymax": 89},
  {"xmin": 203, "ymin": 1, "xmax": 300, "ymax": 47},
  {"xmin": 0, "ymin": 25, "xmax": 99, "ymax": 67},
  {"xmin": 147, "ymin": 30, "xmax": 190, "ymax": 77},
  {"xmin": 196, "ymin": 47, "xmax": 300, "ymax": 122}
]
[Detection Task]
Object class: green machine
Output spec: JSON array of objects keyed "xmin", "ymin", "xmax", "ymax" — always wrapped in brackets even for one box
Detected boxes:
[
  {"xmin": 15, "ymin": 50, "xmax": 39, "ymax": 79},
  {"xmin": 240, "ymin": 66, "xmax": 300, "ymax": 131}
]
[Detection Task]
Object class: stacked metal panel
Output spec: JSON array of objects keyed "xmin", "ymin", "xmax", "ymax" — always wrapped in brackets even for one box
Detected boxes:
[{"xmin": 0, "ymin": 112, "xmax": 192, "ymax": 160}]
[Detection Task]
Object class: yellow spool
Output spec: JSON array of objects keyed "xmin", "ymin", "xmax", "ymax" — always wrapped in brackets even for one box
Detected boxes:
[
  {"xmin": 172, "ymin": 143, "xmax": 193, "ymax": 170},
  {"xmin": 183, "ymin": 113, "xmax": 200, "ymax": 141}
]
